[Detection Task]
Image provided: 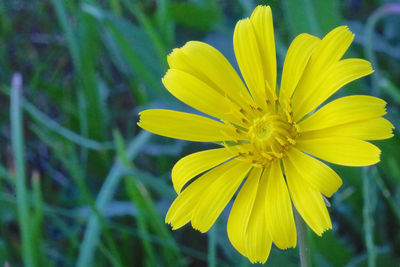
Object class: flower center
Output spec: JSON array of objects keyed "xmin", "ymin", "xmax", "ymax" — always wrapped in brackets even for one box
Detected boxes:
[
  {"xmin": 228, "ymin": 106, "xmax": 299, "ymax": 168},
  {"xmin": 223, "ymin": 89, "xmax": 300, "ymax": 168},
  {"xmin": 248, "ymin": 113, "xmax": 297, "ymax": 158},
  {"xmin": 249, "ymin": 116, "xmax": 274, "ymax": 140}
]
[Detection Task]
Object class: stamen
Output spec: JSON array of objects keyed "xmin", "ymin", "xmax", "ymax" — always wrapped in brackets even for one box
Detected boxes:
[
  {"xmin": 274, "ymin": 136, "xmax": 287, "ymax": 146},
  {"xmin": 261, "ymin": 152, "xmax": 273, "ymax": 160},
  {"xmin": 225, "ymin": 86, "xmax": 298, "ymax": 168}
]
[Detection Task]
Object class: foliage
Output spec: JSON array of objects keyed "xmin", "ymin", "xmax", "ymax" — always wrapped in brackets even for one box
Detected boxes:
[{"xmin": 0, "ymin": 0, "xmax": 399, "ymax": 266}]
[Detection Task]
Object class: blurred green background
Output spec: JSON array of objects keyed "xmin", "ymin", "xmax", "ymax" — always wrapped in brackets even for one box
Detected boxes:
[{"xmin": 1, "ymin": 0, "xmax": 400, "ymax": 266}]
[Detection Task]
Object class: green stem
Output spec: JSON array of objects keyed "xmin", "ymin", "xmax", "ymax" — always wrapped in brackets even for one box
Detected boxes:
[
  {"xmin": 376, "ymin": 167, "xmax": 400, "ymax": 224},
  {"xmin": 208, "ymin": 226, "xmax": 217, "ymax": 267},
  {"xmin": 295, "ymin": 210, "xmax": 311, "ymax": 267},
  {"xmin": 10, "ymin": 73, "xmax": 36, "ymax": 267},
  {"xmin": 362, "ymin": 167, "xmax": 377, "ymax": 267},
  {"xmin": 364, "ymin": 3, "xmax": 400, "ymax": 96}
]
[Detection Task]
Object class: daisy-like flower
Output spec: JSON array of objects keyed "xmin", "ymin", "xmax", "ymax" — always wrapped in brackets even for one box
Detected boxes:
[{"xmin": 138, "ymin": 5, "xmax": 394, "ymax": 263}]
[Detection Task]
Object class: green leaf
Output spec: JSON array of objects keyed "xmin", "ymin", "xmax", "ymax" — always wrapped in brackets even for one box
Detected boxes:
[
  {"xmin": 281, "ymin": 0, "xmax": 342, "ymax": 37},
  {"xmin": 168, "ymin": 2, "xmax": 221, "ymax": 31},
  {"xmin": 312, "ymin": 230, "xmax": 353, "ymax": 266}
]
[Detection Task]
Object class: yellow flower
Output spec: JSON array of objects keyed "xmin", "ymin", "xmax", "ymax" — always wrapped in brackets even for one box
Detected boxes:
[{"xmin": 138, "ymin": 5, "xmax": 394, "ymax": 263}]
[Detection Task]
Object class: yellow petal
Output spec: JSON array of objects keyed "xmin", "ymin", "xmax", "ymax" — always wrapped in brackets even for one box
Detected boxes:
[
  {"xmin": 233, "ymin": 18, "xmax": 267, "ymax": 109},
  {"xmin": 167, "ymin": 41, "xmax": 253, "ymax": 109},
  {"xmin": 162, "ymin": 69, "xmax": 246, "ymax": 126},
  {"xmin": 165, "ymin": 160, "xmax": 235, "ymax": 230},
  {"xmin": 138, "ymin": 109, "xmax": 242, "ymax": 142},
  {"xmin": 250, "ymin": 5, "xmax": 276, "ymax": 91},
  {"xmin": 299, "ymin": 95, "xmax": 387, "ymax": 132},
  {"xmin": 294, "ymin": 59, "xmax": 373, "ymax": 119},
  {"xmin": 297, "ymin": 137, "xmax": 381, "ymax": 166},
  {"xmin": 244, "ymin": 168, "xmax": 272, "ymax": 263},
  {"xmin": 227, "ymin": 168, "xmax": 262, "ymax": 256},
  {"xmin": 299, "ymin": 117, "xmax": 394, "ymax": 141},
  {"xmin": 172, "ymin": 147, "xmax": 234, "ymax": 194},
  {"xmin": 286, "ymin": 148, "xmax": 342, "ymax": 197},
  {"xmin": 280, "ymin": 33, "xmax": 320, "ymax": 100},
  {"xmin": 265, "ymin": 161, "xmax": 296, "ymax": 249},
  {"xmin": 292, "ymin": 26, "xmax": 354, "ymax": 121},
  {"xmin": 283, "ymin": 158, "xmax": 332, "ymax": 236},
  {"xmin": 309, "ymin": 26, "xmax": 354, "ymax": 70},
  {"xmin": 191, "ymin": 161, "xmax": 252, "ymax": 232}
]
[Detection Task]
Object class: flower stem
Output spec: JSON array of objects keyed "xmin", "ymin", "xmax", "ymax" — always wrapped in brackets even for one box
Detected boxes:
[{"xmin": 295, "ymin": 210, "xmax": 312, "ymax": 267}]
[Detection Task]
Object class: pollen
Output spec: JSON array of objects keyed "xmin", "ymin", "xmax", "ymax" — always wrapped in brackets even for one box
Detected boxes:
[
  {"xmin": 228, "ymin": 99, "xmax": 299, "ymax": 167},
  {"xmin": 249, "ymin": 116, "xmax": 274, "ymax": 140}
]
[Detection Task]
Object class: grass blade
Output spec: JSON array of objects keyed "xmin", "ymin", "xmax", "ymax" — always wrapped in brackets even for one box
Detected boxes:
[
  {"xmin": 362, "ymin": 167, "xmax": 377, "ymax": 267},
  {"xmin": 10, "ymin": 73, "xmax": 36, "ymax": 267},
  {"xmin": 115, "ymin": 130, "xmax": 157, "ymax": 267},
  {"xmin": 29, "ymin": 124, "xmax": 124, "ymax": 266},
  {"xmin": 364, "ymin": 4, "xmax": 400, "ymax": 96},
  {"xmin": 51, "ymin": 0, "xmax": 106, "ymax": 140},
  {"xmin": 77, "ymin": 130, "xmax": 151, "ymax": 267},
  {"xmin": 32, "ymin": 172, "xmax": 44, "ymax": 266},
  {"xmin": 124, "ymin": 177, "xmax": 158, "ymax": 267},
  {"xmin": 281, "ymin": 0, "xmax": 320, "ymax": 37},
  {"xmin": 121, "ymin": 0, "xmax": 168, "ymax": 67},
  {"xmin": 24, "ymin": 100, "xmax": 114, "ymax": 150},
  {"xmin": 114, "ymin": 130, "xmax": 182, "ymax": 266},
  {"xmin": 281, "ymin": 0, "xmax": 342, "ymax": 38}
]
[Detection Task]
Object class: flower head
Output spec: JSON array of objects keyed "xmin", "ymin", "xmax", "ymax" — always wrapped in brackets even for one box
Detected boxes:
[{"xmin": 138, "ymin": 5, "xmax": 394, "ymax": 263}]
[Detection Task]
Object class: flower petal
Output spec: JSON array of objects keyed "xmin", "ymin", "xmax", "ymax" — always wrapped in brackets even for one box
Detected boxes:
[
  {"xmin": 292, "ymin": 26, "xmax": 354, "ymax": 121},
  {"xmin": 165, "ymin": 160, "xmax": 236, "ymax": 230},
  {"xmin": 191, "ymin": 161, "xmax": 252, "ymax": 232},
  {"xmin": 227, "ymin": 167, "xmax": 262, "ymax": 256},
  {"xmin": 294, "ymin": 59, "xmax": 373, "ymax": 119},
  {"xmin": 234, "ymin": 18, "xmax": 267, "ymax": 109},
  {"xmin": 265, "ymin": 161, "xmax": 296, "ymax": 249},
  {"xmin": 297, "ymin": 137, "xmax": 381, "ymax": 166},
  {"xmin": 299, "ymin": 117, "xmax": 394, "ymax": 141},
  {"xmin": 280, "ymin": 33, "xmax": 320, "ymax": 100},
  {"xmin": 283, "ymin": 157, "xmax": 332, "ymax": 236},
  {"xmin": 309, "ymin": 26, "xmax": 354, "ymax": 69},
  {"xmin": 286, "ymin": 148, "xmax": 342, "ymax": 197},
  {"xmin": 244, "ymin": 168, "xmax": 272, "ymax": 263},
  {"xmin": 299, "ymin": 95, "xmax": 387, "ymax": 132},
  {"xmin": 250, "ymin": 5, "xmax": 276, "ymax": 91},
  {"xmin": 138, "ymin": 109, "xmax": 242, "ymax": 142},
  {"xmin": 172, "ymin": 147, "xmax": 234, "ymax": 194},
  {"xmin": 162, "ymin": 69, "xmax": 246, "ymax": 126},
  {"xmin": 167, "ymin": 41, "xmax": 253, "ymax": 109}
]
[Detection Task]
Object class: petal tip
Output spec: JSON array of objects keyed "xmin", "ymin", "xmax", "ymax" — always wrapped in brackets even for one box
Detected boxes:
[
  {"xmin": 167, "ymin": 48, "xmax": 182, "ymax": 67},
  {"xmin": 137, "ymin": 114, "xmax": 144, "ymax": 127},
  {"xmin": 248, "ymin": 257, "xmax": 268, "ymax": 264},
  {"xmin": 316, "ymin": 225, "xmax": 332, "ymax": 237},
  {"xmin": 191, "ymin": 224, "xmax": 208, "ymax": 234},
  {"xmin": 165, "ymin": 220, "xmax": 174, "ymax": 229},
  {"xmin": 253, "ymin": 4, "xmax": 271, "ymax": 13},
  {"xmin": 331, "ymin": 25, "xmax": 354, "ymax": 39},
  {"xmin": 166, "ymin": 218, "xmax": 184, "ymax": 231}
]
